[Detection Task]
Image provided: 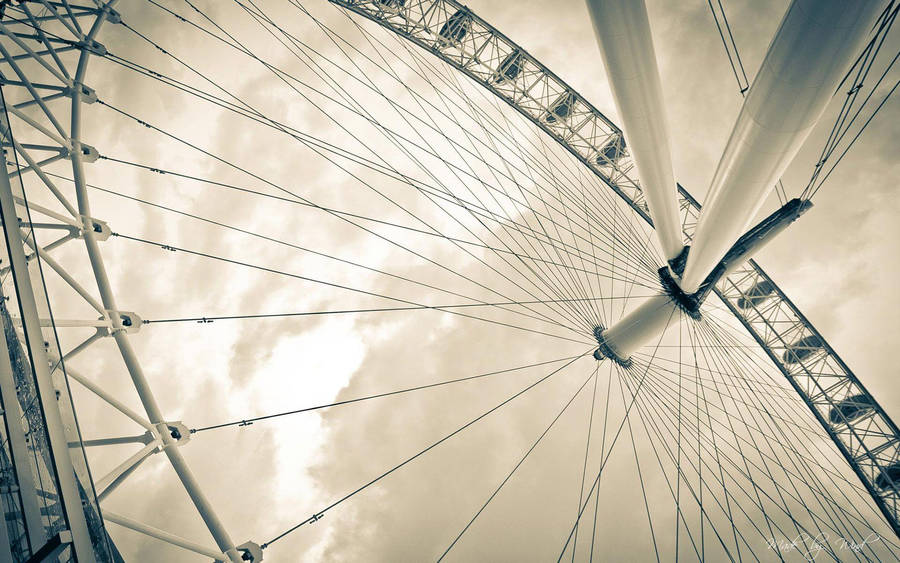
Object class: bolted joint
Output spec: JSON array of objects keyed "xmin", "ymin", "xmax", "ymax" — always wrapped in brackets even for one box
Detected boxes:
[
  {"xmin": 65, "ymin": 83, "xmax": 97, "ymax": 104},
  {"xmin": 104, "ymin": 7, "xmax": 122, "ymax": 24},
  {"xmin": 592, "ymin": 324, "xmax": 633, "ymax": 368},
  {"xmin": 658, "ymin": 266, "xmax": 702, "ymax": 320},
  {"xmin": 159, "ymin": 421, "xmax": 191, "ymax": 446},
  {"xmin": 104, "ymin": 310, "xmax": 142, "ymax": 334},
  {"xmin": 70, "ymin": 143, "xmax": 99, "ymax": 163},
  {"xmin": 76, "ymin": 39, "xmax": 107, "ymax": 56},
  {"xmin": 79, "ymin": 215, "xmax": 111, "ymax": 241},
  {"xmin": 666, "ymin": 244, "xmax": 690, "ymax": 278},
  {"xmin": 237, "ymin": 541, "xmax": 263, "ymax": 562}
]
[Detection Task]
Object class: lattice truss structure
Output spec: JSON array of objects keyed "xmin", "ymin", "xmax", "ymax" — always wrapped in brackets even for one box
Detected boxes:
[{"xmin": 0, "ymin": 0, "xmax": 895, "ymax": 561}]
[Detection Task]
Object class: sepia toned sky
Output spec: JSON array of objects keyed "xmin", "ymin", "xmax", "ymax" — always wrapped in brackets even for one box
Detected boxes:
[{"xmin": 15, "ymin": 0, "xmax": 900, "ymax": 561}]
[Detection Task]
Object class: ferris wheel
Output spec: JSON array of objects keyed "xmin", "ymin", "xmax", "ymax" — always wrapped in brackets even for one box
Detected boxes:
[{"xmin": 0, "ymin": 0, "xmax": 898, "ymax": 561}]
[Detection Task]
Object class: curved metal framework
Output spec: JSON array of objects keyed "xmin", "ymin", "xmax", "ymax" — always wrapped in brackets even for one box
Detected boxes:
[{"xmin": 0, "ymin": 0, "xmax": 896, "ymax": 560}]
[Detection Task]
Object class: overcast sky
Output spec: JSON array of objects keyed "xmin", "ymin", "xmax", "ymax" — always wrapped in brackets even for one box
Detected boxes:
[{"xmin": 11, "ymin": 0, "xmax": 900, "ymax": 561}]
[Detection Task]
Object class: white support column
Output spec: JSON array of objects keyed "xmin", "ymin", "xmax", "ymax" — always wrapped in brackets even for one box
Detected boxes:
[
  {"xmin": 94, "ymin": 439, "xmax": 160, "ymax": 494},
  {"xmin": 103, "ymin": 512, "xmax": 227, "ymax": 561},
  {"xmin": 597, "ymin": 294, "xmax": 678, "ymax": 364},
  {"xmin": 679, "ymin": 0, "xmax": 882, "ymax": 293},
  {"xmin": 584, "ymin": 0, "xmax": 684, "ymax": 261}
]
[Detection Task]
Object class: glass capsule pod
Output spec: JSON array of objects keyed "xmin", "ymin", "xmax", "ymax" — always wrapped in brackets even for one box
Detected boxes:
[
  {"xmin": 781, "ymin": 334, "xmax": 825, "ymax": 364},
  {"xmin": 596, "ymin": 135, "xmax": 626, "ymax": 167},
  {"xmin": 494, "ymin": 50, "xmax": 523, "ymax": 84},
  {"xmin": 544, "ymin": 91, "xmax": 576, "ymax": 124},
  {"xmin": 737, "ymin": 279, "xmax": 776, "ymax": 309},
  {"xmin": 875, "ymin": 462, "xmax": 900, "ymax": 490},
  {"xmin": 377, "ymin": 0, "xmax": 405, "ymax": 13},
  {"xmin": 438, "ymin": 9, "xmax": 469, "ymax": 46},
  {"xmin": 828, "ymin": 393, "xmax": 875, "ymax": 425}
]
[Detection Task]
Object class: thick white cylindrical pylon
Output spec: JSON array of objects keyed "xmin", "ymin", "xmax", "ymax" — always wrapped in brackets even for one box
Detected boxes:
[
  {"xmin": 679, "ymin": 0, "xmax": 883, "ymax": 293},
  {"xmin": 585, "ymin": 0, "xmax": 684, "ymax": 261}
]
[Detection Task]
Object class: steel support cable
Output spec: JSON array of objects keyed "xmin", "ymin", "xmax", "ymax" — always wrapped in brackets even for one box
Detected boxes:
[
  {"xmin": 685, "ymin": 316, "xmax": 740, "ymax": 559},
  {"xmin": 88, "ymin": 69, "xmax": 640, "ymax": 335},
  {"xmin": 696, "ymin": 312, "xmax": 893, "ymax": 519},
  {"xmin": 806, "ymin": 69, "xmax": 900, "ymax": 200},
  {"xmin": 687, "ymin": 318, "xmax": 806, "ymax": 556},
  {"xmin": 631, "ymin": 352, "xmax": 803, "ymax": 401},
  {"xmin": 128, "ymin": 6, "xmax": 634, "ymax": 306},
  {"xmin": 690, "ymin": 320, "xmax": 871, "ymax": 557},
  {"xmin": 93, "ymin": 101, "xmax": 624, "ymax": 342},
  {"xmin": 623, "ymin": 362, "xmax": 802, "ymax": 558},
  {"xmin": 622, "ymin": 363, "xmax": 797, "ymax": 558},
  {"xmin": 629, "ymin": 359, "xmax": 857, "ymax": 493},
  {"xmin": 435, "ymin": 366, "xmax": 598, "ymax": 561},
  {"xmin": 588, "ymin": 362, "xmax": 615, "ymax": 563},
  {"xmin": 621, "ymin": 355, "xmax": 706, "ymax": 562},
  {"xmin": 617, "ymin": 361, "xmax": 770, "ymax": 561},
  {"xmin": 705, "ymin": 0, "xmax": 788, "ymax": 205},
  {"xmin": 626, "ymin": 357, "xmax": 876, "ymax": 557},
  {"xmin": 614, "ymin": 363, "xmax": 665, "ymax": 563},
  {"xmin": 339, "ymin": 11, "xmax": 663, "ymax": 279},
  {"xmin": 258, "ymin": 352, "xmax": 590, "ymax": 549},
  {"xmin": 570, "ymin": 366, "xmax": 600, "ymax": 562},
  {"xmin": 143, "ymin": 299, "xmax": 640, "ymax": 326},
  {"xmin": 241, "ymin": 0, "xmax": 611, "ymax": 330},
  {"xmin": 238, "ymin": 0, "xmax": 664, "ymax": 285},
  {"xmin": 803, "ymin": 3, "xmax": 899, "ymax": 200},
  {"xmin": 189, "ymin": 354, "xmax": 582, "ymax": 433},
  {"xmin": 74, "ymin": 164, "xmax": 656, "ymax": 295},
  {"xmin": 262, "ymin": 4, "xmax": 598, "ymax": 328},
  {"xmin": 554, "ymin": 307, "xmax": 679, "ymax": 561},
  {"xmin": 85, "ymin": 156, "xmax": 657, "ymax": 291},
  {"xmin": 697, "ymin": 315, "xmax": 900, "ymax": 554},
  {"xmin": 706, "ymin": 0, "xmax": 749, "ymax": 94},
  {"xmin": 93, "ymin": 23, "xmax": 663, "ymax": 293},
  {"xmin": 154, "ymin": 0, "xmax": 655, "ymax": 280},
  {"xmin": 110, "ymin": 231, "xmax": 594, "ymax": 345},
  {"xmin": 56, "ymin": 168, "xmax": 597, "ymax": 335},
  {"xmin": 693, "ymin": 315, "xmax": 893, "ymax": 523}
]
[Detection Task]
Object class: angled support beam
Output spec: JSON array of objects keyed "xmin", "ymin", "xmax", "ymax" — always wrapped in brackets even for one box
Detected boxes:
[
  {"xmin": 584, "ymin": 0, "xmax": 684, "ymax": 261},
  {"xmin": 103, "ymin": 512, "xmax": 227, "ymax": 561},
  {"xmin": 679, "ymin": 0, "xmax": 883, "ymax": 292}
]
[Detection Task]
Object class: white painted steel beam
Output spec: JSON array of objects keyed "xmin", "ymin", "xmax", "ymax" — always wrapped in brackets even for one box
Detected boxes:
[
  {"xmin": 103, "ymin": 512, "xmax": 227, "ymax": 561},
  {"xmin": 585, "ymin": 0, "xmax": 684, "ymax": 261},
  {"xmin": 679, "ymin": 0, "xmax": 882, "ymax": 292}
]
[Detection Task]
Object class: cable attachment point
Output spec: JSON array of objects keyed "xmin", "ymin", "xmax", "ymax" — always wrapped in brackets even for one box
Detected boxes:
[
  {"xmin": 160, "ymin": 421, "xmax": 191, "ymax": 446},
  {"xmin": 237, "ymin": 541, "xmax": 263, "ymax": 562},
  {"xmin": 104, "ymin": 310, "xmax": 142, "ymax": 334},
  {"xmin": 592, "ymin": 324, "xmax": 633, "ymax": 368},
  {"xmin": 307, "ymin": 513, "xmax": 324, "ymax": 525},
  {"xmin": 79, "ymin": 215, "xmax": 110, "ymax": 241}
]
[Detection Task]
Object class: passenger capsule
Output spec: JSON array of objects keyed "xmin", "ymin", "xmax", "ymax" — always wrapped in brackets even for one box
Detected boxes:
[
  {"xmin": 781, "ymin": 334, "xmax": 824, "ymax": 364},
  {"xmin": 596, "ymin": 135, "xmax": 626, "ymax": 166},
  {"xmin": 494, "ymin": 50, "xmax": 523, "ymax": 84},
  {"xmin": 737, "ymin": 279, "xmax": 776, "ymax": 309},
  {"xmin": 438, "ymin": 9, "xmax": 469, "ymax": 45},
  {"xmin": 828, "ymin": 393, "xmax": 875, "ymax": 425},
  {"xmin": 377, "ymin": 0, "xmax": 405, "ymax": 11},
  {"xmin": 875, "ymin": 462, "xmax": 900, "ymax": 491},
  {"xmin": 545, "ymin": 92, "xmax": 576, "ymax": 124}
]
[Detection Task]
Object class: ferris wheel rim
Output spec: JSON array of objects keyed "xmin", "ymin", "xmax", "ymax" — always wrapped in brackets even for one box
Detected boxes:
[{"xmin": 0, "ymin": 0, "xmax": 897, "ymax": 560}]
